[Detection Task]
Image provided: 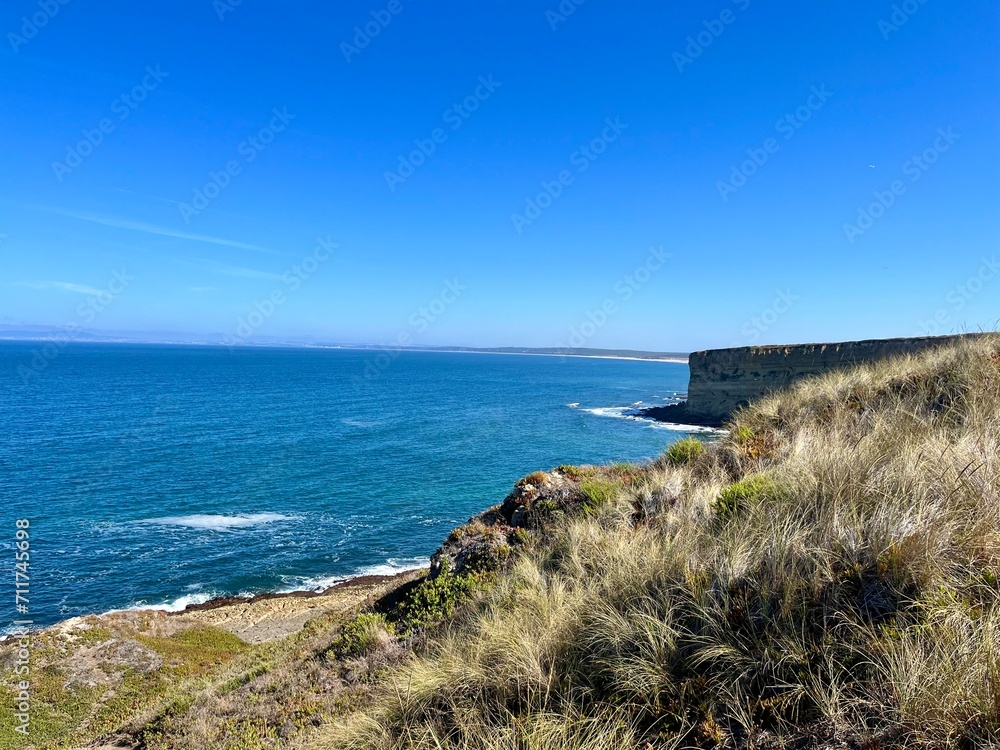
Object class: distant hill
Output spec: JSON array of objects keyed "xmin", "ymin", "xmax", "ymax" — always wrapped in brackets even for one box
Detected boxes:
[{"xmin": 0, "ymin": 325, "xmax": 688, "ymax": 360}]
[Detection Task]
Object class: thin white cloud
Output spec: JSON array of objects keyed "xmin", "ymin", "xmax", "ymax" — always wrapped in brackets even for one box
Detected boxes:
[
  {"xmin": 41, "ymin": 207, "xmax": 273, "ymax": 253},
  {"xmin": 114, "ymin": 188, "xmax": 255, "ymax": 220},
  {"xmin": 200, "ymin": 260, "xmax": 283, "ymax": 281},
  {"xmin": 17, "ymin": 281, "xmax": 105, "ymax": 296}
]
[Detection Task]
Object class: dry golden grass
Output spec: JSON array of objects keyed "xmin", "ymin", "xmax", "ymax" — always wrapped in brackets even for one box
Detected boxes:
[{"xmin": 313, "ymin": 334, "xmax": 1000, "ymax": 749}]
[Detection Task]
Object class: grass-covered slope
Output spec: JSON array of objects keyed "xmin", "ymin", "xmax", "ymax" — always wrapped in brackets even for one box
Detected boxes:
[{"xmin": 315, "ymin": 334, "xmax": 1000, "ymax": 749}]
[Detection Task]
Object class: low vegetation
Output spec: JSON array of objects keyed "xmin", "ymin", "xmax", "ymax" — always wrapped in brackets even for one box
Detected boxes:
[
  {"xmin": 0, "ymin": 616, "xmax": 250, "ymax": 749},
  {"xmin": 662, "ymin": 435, "xmax": 707, "ymax": 466}
]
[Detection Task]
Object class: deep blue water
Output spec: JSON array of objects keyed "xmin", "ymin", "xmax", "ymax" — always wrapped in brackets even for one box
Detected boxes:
[{"xmin": 0, "ymin": 343, "xmax": 696, "ymax": 631}]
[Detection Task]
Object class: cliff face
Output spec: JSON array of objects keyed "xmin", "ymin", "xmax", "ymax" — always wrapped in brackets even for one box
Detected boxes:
[{"xmin": 681, "ymin": 333, "xmax": 982, "ymax": 426}]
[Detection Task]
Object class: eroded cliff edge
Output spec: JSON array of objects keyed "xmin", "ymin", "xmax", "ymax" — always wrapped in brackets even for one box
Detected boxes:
[{"xmin": 642, "ymin": 333, "xmax": 984, "ymax": 427}]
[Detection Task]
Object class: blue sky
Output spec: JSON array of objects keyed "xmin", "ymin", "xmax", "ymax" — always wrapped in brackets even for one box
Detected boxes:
[{"xmin": 1, "ymin": 0, "xmax": 997, "ymax": 351}]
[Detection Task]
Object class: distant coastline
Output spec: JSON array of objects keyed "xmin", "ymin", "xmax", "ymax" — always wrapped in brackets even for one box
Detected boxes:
[
  {"xmin": 0, "ymin": 331, "xmax": 689, "ymax": 364},
  {"xmin": 388, "ymin": 348, "xmax": 688, "ymax": 364}
]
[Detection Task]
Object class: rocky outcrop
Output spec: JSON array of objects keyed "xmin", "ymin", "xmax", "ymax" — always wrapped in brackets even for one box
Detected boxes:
[
  {"xmin": 642, "ymin": 333, "xmax": 984, "ymax": 427},
  {"xmin": 429, "ymin": 468, "xmax": 601, "ymax": 578}
]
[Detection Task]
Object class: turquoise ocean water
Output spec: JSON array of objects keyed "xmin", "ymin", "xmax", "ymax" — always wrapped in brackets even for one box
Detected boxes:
[{"xmin": 1, "ymin": 343, "xmax": 700, "ymax": 631}]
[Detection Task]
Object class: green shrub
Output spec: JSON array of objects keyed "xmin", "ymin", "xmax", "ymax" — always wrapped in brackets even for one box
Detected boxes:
[
  {"xmin": 662, "ymin": 436, "xmax": 707, "ymax": 465},
  {"xmin": 394, "ymin": 570, "xmax": 480, "ymax": 634},
  {"xmin": 511, "ymin": 528, "xmax": 533, "ymax": 546},
  {"xmin": 465, "ymin": 541, "xmax": 513, "ymax": 574},
  {"xmin": 557, "ymin": 464, "xmax": 592, "ymax": 479},
  {"xmin": 76, "ymin": 625, "xmax": 114, "ymax": 646},
  {"xmin": 714, "ymin": 474, "xmax": 779, "ymax": 519},
  {"xmin": 579, "ymin": 477, "xmax": 619, "ymax": 511},
  {"xmin": 535, "ymin": 498, "xmax": 561, "ymax": 515},
  {"xmin": 330, "ymin": 613, "xmax": 395, "ymax": 659}
]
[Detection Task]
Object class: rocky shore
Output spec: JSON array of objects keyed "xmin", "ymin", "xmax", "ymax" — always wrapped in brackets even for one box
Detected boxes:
[
  {"xmin": 633, "ymin": 401, "xmax": 725, "ymax": 428},
  {"xmin": 1, "ymin": 569, "xmax": 425, "ymax": 648},
  {"xmin": 169, "ymin": 570, "xmax": 425, "ymax": 644}
]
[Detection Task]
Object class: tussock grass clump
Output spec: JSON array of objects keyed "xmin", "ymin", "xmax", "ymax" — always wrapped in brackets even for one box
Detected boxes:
[
  {"xmin": 317, "ymin": 335, "xmax": 1000, "ymax": 749},
  {"xmin": 578, "ymin": 476, "xmax": 620, "ymax": 511},
  {"xmin": 662, "ymin": 436, "xmax": 707, "ymax": 466},
  {"xmin": 713, "ymin": 473, "xmax": 781, "ymax": 519},
  {"xmin": 330, "ymin": 613, "xmax": 397, "ymax": 659}
]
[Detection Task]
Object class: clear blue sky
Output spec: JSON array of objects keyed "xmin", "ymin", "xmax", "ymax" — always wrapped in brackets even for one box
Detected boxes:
[{"xmin": 1, "ymin": 0, "xmax": 997, "ymax": 351}]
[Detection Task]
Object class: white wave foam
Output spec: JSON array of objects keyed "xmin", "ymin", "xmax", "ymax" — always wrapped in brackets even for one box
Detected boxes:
[
  {"xmin": 283, "ymin": 557, "xmax": 429, "ymax": 593},
  {"xmin": 580, "ymin": 406, "xmax": 635, "ymax": 419},
  {"xmin": 0, "ymin": 624, "xmax": 35, "ymax": 640},
  {"xmin": 341, "ymin": 418, "xmax": 379, "ymax": 428},
  {"xmin": 140, "ymin": 513, "xmax": 298, "ymax": 531},
  {"xmin": 649, "ymin": 422, "xmax": 727, "ymax": 434},
  {"xmin": 580, "ymin": 406, "xmax": 725, "ymax": 434},
  {"xmin": 115, "ymin": 591, "xmax": 220, "ymax": 614}
]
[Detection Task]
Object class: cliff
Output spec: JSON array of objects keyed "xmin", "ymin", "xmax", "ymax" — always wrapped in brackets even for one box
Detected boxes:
[{"xmin": 643, "ymin": 333, "xmax": 985, "ymax": 426}]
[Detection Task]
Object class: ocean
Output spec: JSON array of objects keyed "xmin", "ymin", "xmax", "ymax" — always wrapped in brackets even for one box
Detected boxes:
[{"xmin": 0, "ymin": 342, "xmax": 701, "ymax": 632}]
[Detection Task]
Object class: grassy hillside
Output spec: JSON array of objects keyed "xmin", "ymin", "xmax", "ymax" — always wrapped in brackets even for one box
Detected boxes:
[
  {"xmin": 5, "ymin": 335, "xmax": 998, "ymax": 749},
  {"xmin": 314, "ymin": 334, "xmax": 1000, "ymax": 749}
]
